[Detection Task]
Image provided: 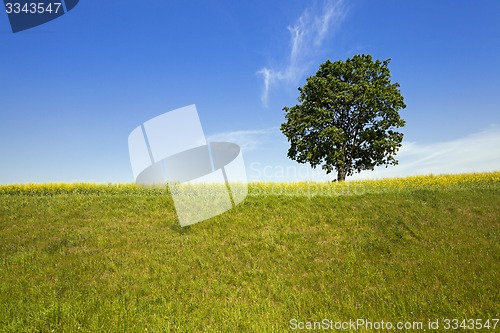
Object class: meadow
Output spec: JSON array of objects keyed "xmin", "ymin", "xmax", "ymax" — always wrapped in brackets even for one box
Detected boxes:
[{"xmin": 0, "ymin": 172, "xmax": 499, "ymax": 332}]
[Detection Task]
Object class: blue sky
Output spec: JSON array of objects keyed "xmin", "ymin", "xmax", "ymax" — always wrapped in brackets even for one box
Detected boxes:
[{"xmin": 1, "ymin": 0, "xmax": 499, "ymax": 183}]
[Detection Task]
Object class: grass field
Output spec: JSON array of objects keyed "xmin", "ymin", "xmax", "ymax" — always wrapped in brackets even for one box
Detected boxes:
[{"xmin": 1, "ymin": 172, "xmax": 499, "ymax": 332}]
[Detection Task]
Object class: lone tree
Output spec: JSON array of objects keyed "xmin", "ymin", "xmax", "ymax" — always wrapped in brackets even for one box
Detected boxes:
[{"xmin": 281, "ymin": 54, "xmax": 406, "ymax": 181}]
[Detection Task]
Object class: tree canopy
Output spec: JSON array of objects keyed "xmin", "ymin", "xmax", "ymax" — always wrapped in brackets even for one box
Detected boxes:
[{"xmin": 281, "ymin": 54, "xmax": 406, "ymax": 181}]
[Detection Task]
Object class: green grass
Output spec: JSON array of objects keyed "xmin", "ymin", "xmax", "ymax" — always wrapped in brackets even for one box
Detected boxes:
[{"xmin": 0, "ymin": 173, "xmax": 499, "ymax": 332}]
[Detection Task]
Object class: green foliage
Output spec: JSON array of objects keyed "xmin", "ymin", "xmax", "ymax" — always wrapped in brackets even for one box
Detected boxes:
[{"xmin": 281, "ymin": 54, "xmax": 406, "ymax": 181}]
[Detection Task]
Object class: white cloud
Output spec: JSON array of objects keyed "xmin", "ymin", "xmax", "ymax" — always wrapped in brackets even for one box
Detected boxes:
[
  {"xmin": 257, "ymin": 0, "xmax": 346, "ymax": 106},
  {"xmin": 206, "ymin": 127, "xmax": 279, "ymax": 152},
  {"xmin": 353, "ymin": 125, "xmax": 500, "ymax": 179}
]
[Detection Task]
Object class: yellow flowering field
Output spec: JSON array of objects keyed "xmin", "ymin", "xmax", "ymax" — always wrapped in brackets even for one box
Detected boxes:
[
  {"xmin": 0, "ymin": 171, "xmax": 498, "ymax": 196},
  {"xmin": 250, "ymin": 171, "xmax": 500, "ymax": 197}
]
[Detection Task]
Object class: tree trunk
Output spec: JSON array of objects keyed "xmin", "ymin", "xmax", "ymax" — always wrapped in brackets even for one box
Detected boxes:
[{"xmin": 337, "ymin": 169, "xmax": 346, "ymax": 182}]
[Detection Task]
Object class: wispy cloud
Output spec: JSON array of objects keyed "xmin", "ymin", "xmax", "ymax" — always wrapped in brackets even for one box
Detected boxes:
[
  {"xmin": 257, "ymin": 0, "xmax": 346, "ymax": 106},
  {"xmin": 206, "ymin": 127, "xmax": 280, "ymax": 152},
  {"xmin": 353, "ymin": 125, "xmax": 500, "ymax": 179}
]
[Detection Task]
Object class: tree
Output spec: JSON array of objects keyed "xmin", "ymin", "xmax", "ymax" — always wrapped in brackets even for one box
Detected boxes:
[{"xmin": 281, "ymin": 54, "xmax": 407, "ymax": 182}]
